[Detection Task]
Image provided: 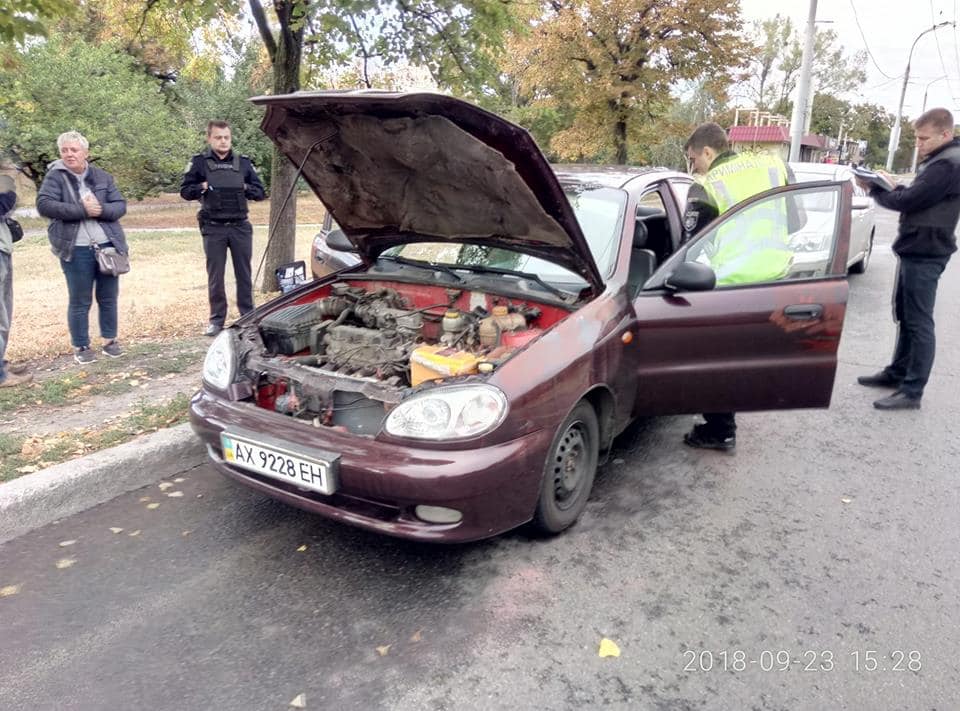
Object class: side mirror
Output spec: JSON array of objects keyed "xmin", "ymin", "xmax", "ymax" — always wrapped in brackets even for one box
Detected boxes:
[
  {"xmin": 325, "ymin": 228, "xmax": 358, "ymax": 253},
  {"xmin": 664, "ymin": 261, "xmax": 717, "ymax": 292}
]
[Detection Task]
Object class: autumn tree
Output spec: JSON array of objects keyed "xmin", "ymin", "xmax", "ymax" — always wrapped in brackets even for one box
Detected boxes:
[
  {"xmin": 504, "ymin": 0, "xmax": 748, "ymax": 165},
  {"xmin": 735, "ymin": 15, "xmax": 867, "ymax": 114},
  {"xmin": 0, "ymin": 34, "xmax": 193, "ymax": 197},
  {"xmin": 0, "ymin": 0, "xmax": 75, "ymax": 43}
]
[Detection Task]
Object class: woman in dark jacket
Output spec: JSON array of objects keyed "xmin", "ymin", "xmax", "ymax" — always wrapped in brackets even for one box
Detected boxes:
[{"xmin": 36, "ymin": 131, "xmax": 129, "ymax": 364}]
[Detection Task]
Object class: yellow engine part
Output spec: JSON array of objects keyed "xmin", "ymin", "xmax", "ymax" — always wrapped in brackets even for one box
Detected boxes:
[{"xmin": 410, "ymin": 345, "xmax": 482, "ymax": 386}]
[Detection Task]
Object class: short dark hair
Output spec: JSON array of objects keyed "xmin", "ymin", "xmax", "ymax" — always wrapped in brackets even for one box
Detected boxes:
[
  {"xmin": 684, "ymin": 122, "xmax": 730, "ymax": 153},
  {"xmin": 206, "ymin": 120, "xmax": 231, "ymax": 135},
  {"xmin": 914, "ymin": 108, "xmax": 954, "ymax": 133}
]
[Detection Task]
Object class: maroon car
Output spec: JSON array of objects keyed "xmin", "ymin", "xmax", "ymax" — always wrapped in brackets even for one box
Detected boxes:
[{"xmin": 190, "ymin": 91, "xmax": 852, "ymax": 543}]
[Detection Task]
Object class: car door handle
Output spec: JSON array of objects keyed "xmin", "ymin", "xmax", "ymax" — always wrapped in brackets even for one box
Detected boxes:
[{"xmin": 783, "ymin": 304, "xmax": 823, "ymax": 320}]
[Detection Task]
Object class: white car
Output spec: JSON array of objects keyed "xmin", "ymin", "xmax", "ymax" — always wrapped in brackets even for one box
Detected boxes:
[{"xmin": 788, "ymin": 162, "xmax": 876, "ymax": 275}]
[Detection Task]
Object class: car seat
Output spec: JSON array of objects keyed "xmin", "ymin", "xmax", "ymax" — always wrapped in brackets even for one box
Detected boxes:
[{"xmin": 628, "ymin": 220, "xmax": 657, "ymax": 294}]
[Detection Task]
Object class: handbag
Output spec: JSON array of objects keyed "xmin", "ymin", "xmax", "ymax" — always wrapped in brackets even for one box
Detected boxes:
[
  {"xmin": 93, "ymin": 242, "xmax": 130, "ymax": 276},
  {"xmin": 4, "ymin": 217, "xmax": 22, "ymax": 243}
]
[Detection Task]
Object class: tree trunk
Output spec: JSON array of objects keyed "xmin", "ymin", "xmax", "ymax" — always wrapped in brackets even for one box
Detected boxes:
[
  {"xmin": 258, "ymin": 1, "xmax": 304, "ymax": 293},
  {"xmin": 614, "ymin": 117, "xmax": 628, "ymax": 165}
]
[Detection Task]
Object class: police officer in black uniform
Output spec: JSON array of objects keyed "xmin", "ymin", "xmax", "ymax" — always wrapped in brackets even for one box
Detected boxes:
[{"xmin": 180, "ymin": 120, "xmax": 266, "ymax": 336}]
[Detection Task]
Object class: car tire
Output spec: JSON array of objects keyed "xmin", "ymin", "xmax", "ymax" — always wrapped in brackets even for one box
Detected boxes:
[
  {"xmin": 532, "ymin": 401, "xmax": 599, "ymax": 535},
  {"xmin": 849, "ymin": 228, "xmax": 874, "ymax": 275}
]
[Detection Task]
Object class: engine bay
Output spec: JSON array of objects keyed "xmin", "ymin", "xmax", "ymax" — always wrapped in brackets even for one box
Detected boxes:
[{"xmin": 240, "ymin": 280, "xmax": 572, "ymax": 432}]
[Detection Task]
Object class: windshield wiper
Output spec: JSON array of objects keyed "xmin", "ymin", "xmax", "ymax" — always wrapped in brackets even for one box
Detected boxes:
[
  {"xmin": 376, "ymin": 255, "xmax": 464, "ymax": 282},
  {"xmin": 451, "ymin": 264, "xmax": 569, "ymax": 299}
]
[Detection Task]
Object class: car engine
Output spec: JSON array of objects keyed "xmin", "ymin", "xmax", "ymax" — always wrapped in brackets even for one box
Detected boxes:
[{"xmin": 258, "ymin": 282, "xmax": 543, "ymax": 388}]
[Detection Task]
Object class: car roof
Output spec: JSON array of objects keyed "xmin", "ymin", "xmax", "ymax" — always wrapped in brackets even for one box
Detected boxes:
[
  {"xmin": 552, "ymin": 164, "xmax": 690, "ymax": 189},
  {"xmin": 788, "ymin": 161, "xmax": 852, "ymax": 180}
]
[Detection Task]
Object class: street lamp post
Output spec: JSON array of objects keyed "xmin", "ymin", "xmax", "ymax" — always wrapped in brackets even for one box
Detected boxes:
[
  {"xmin": 886, "ymin": 21, "xmax": 953, "ymax": 171},
  {"xmin": 909, "ymin": 76, "xmax": 947, "ymax": 173}
]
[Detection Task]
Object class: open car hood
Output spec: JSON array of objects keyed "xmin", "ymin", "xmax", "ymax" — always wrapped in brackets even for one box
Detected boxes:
[{"xmin": 252, "ymin": 91, "xmax": 604, "ymax": 291}]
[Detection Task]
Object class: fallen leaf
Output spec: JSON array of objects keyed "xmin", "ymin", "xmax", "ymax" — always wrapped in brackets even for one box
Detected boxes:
[
  {"xmin": 297, "ymin": 545, "xmax": 307, "ymax": 552},
  {"xmin": 128, "ymin": 380, "xmax": 140, "ymax": 387},
  {"xmin": 58, "ymin": 540, "xmax": 77, "ymax": 547},
  {"xmin": 841, "ymin": 496, "xmax": 853, "ymax": 504},
  {"xmin": 109, "ymin": 527, "xmax": 124, "ymax": 534},
  {"xmin": 181, "ymin": 530, "xmax": 191, "ymax": 537},
  {"xmin": 55, "ymin": 558, "xmax": 76, "ymax": 569},
  {"xmin": 598, "ymin": 638, "xmax": 621, "ymax": 658},
  {"xmin": 196, "ymin": 494, "xmax": 203, "ymax": 498},
  {"xmin": 139, "ymin": 496, "xmax": 151, "ymax": 502},
  {"xmin": 15, "ymin": 465, "xmax": 39, "ymax": 474},
  {"xmin": 410, "ymin": 630, "xmax": 422, "ymax": 643},
  {"xmin": 376, "ymin": 645, "xmax": 391, "ymax": 657},
  {"xmin": 0, "ymin": 585, "xmax": 20, "ymax": 597},
  {"xmin": 128, "ymin": 530, "xmax": 141, "ymax": 537},
  {"xmin": 174, "ymin": 477, "xmax": 186, "ymax": 483},
  {"xmin": 146, "ymin": 503, "xmax": 160, "ymax": 510},
  {"xmin": 166, "ymin": 491, "xmax": 184, "ymax": 498},
  {"xmin": 158, "ymin": 482, "xmax": 174, "ymax": 491},
  {"xmin": 612, "ymin": 458, "xmax": 625, "ymax": 465},
  {"xmin": 289, "ymin": 694, "xmax": 306, "ymax": 709}
]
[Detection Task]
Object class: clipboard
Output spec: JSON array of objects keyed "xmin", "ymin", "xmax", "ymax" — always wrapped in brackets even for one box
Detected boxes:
[{"xmin": 852, "ymin": 167, "xmax": 893, "ymax": 192}]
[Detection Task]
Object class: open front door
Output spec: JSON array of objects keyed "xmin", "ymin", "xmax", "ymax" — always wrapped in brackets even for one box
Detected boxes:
[{"xmin": 628, "ymin": 180, "xmax": 852, "ymax": 416}]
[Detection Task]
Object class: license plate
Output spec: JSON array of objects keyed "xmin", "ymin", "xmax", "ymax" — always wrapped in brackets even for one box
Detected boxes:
[{"xmin": 220, "ymin": 432, "xmax": 336, "ymax": 495}]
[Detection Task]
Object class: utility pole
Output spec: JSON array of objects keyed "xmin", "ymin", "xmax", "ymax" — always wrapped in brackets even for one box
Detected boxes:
[
  {"xmin": 789, "ymin": 0, "xmax": 817, "ymax": 162},
  {"xmin": 886, "ymin": 22, "xmax": 953, "ymax": 171},
  {"xmin": 910, "ymin": 76, "xmax": 947, "ymax": 173}
]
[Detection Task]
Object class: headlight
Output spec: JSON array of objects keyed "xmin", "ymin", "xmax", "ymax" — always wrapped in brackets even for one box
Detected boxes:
[
  {"xmin": 384, "ymin": 385, "xmax": 508, "ymax": 440},
  {"xmin": 790, "ymin": 232, "xmax": 828, "ymax": 252},
  {"xmin": 202, "ymin": 331, "xmax": 237, "ymax": 390}
]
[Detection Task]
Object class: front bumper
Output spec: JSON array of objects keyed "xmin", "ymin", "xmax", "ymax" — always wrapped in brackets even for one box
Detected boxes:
[{"xmin": 189, "ymin": 389, "xmax": 553, "ymax": 543}]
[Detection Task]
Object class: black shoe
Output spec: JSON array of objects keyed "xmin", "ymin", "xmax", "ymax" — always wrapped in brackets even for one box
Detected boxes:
[
  {"xmin": 873, "ymin": 391, "xmax": 921, "ymax": 410},
  {"xmin": 857, "ymin": 370, "xmax": 901, "ymax": 388},
  {"xmin": 683, "ymin": 425, "xmax": 736, "ymax": 451},
  {"xmin": 203, "ymin": 323, "xmax": 222, "ymax": 337}
]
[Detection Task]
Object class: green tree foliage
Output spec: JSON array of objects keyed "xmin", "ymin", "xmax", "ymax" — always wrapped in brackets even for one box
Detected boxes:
[
  {"xmin": 503, "ymin": 0, "xmax": 748, "ymax": 165},
  {"xmin": 737, "ymin": 15, "xmax": 867, "ymax": 114},
  {"xmin": 0, "ymin": 0, "xmax": 75, "ymax": 43},
  {"xmin": 175, "ymin": 42, "xmax": 275, "ymax": 186},
  {"xmin": 0, "ymin": 34, "xmax": 193, "ymax": 198}
]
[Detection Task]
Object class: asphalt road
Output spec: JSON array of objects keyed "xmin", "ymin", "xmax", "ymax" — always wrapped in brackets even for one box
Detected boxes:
[{"xmin": 2, "ymin": 208, "xmax": 958, "ymax": 711}]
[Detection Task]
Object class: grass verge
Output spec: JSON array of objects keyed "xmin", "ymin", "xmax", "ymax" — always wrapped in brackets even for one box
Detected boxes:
[{"xmin": 0, "ymin": 393, "xmax": 192, "ymax": 483}]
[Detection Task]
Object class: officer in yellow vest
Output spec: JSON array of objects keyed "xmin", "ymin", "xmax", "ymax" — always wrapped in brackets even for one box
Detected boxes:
[{"xmin": 680, "ymin": 122, "xmax": 794, "ymax": 451}]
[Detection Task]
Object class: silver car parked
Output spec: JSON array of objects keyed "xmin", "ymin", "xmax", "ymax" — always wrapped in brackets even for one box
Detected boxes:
[{"xmin": 789, "ymin": 161, "xmax": 876, "ymax": 275}]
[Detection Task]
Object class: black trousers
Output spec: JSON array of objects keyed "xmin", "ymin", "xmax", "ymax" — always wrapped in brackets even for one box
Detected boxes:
[
  {"xmin": 884, "ymin": 255, "xmax": 950, "ymax": 398},
  {"xmin": 201, "ymin": 221, "xmax": 254, "ymax": 327}
]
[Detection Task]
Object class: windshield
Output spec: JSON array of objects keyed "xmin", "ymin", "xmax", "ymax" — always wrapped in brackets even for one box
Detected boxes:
[
  {"xmin": 792, "ymin": 170, "xmax": 847, "ymax": 211},
  {"xmin": 382, "ymin": 186, "xmax": 627, "ymax": 288}
]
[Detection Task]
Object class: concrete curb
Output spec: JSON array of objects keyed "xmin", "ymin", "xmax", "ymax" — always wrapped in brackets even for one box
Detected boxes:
[{"xmin": 0, "ymin": 423, "xmax": 205, "ymax": 544}]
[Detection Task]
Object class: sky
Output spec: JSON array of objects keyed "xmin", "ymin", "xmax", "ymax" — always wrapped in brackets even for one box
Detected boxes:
[{"xmin": 738, "ymin": 0, "xmax": 960, "ymax": 118}]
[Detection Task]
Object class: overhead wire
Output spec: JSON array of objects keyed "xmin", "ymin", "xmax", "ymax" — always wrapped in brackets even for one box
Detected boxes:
[
  {"xmin": 930, "ymin": 0, "xmax": 960, "ymax": 103},
  {"xmin": 849, "ymin": 0, "xmax": 898, "ymax": 78}
]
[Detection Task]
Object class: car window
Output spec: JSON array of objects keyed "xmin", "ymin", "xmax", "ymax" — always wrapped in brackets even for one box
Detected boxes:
[
  {"xmin": 684, "ymin": 185, "xmax": 843, "ymax": 285},
  {"xmin": 385, "ymin": 186, "xmax": 627, "ymax": 287},
  {"xmin": 667, "ymin": 179, "xmax": 692, "ymax": 208},
  {"xmin": 638, "ymin": 190, "xmax": 666, "ymax": 212}
]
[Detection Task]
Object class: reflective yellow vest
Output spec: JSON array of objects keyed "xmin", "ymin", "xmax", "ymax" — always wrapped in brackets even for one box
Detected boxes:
[{"xmin": 700, "ymin": 153, "xmax": 792, "ymax": 285}]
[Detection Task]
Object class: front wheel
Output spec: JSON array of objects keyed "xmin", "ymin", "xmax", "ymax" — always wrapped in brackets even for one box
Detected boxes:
[{"xmin": 532, "ymin": 401, "xmax": 600, "ymax": 535}]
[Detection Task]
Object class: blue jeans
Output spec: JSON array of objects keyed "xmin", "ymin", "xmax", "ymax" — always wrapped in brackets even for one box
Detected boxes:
[
  {"xmin": 884, "ymin": 255, "xmax": 950, "ymax": 398},
  {"xmin": 60, "ymin": 245, "xmax": 119, "ymax": 349}
]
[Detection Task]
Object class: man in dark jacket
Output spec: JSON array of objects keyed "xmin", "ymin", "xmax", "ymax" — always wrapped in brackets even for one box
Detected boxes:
[
  {"xmin": 180, "ymin": 120, "xmax": 266, "ymax": 337},
  {"xmin": 855, "ymin": 107, "xmax": 960, "ymax": 410}
]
